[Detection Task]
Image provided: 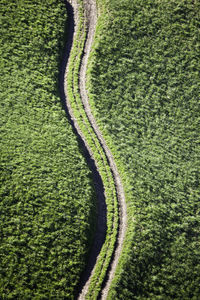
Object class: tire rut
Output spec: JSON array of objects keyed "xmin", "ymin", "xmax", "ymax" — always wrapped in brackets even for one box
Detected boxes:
[{"xmin": 62, "ymin": 0, "xmax": 127, "ymax": 299}]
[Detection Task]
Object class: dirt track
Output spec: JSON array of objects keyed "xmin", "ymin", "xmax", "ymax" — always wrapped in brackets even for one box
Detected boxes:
[{"xmin": 62, "ymin": 0, "xmax": 127, "ymax": 299}]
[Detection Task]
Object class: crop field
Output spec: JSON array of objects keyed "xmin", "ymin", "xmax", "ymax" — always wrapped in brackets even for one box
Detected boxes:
[
  {"xmin": 1, "ymin": 0, "xmax": 200, "ymax": 299},
  {"xmin": 87, "ymin": 0, "xmax": 200, "ymax": 298},
  {"xmin": 0, "ymin": 0, "xmax": 96, "ymax": 298}
]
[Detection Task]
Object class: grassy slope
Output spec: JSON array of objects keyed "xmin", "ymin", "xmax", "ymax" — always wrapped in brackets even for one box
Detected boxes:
[
  {"xmin": 0, "ymin": 0, "xmax": 95, "ymax": 298},
  {"xmin": 88, "ymin": 0, "xmax": 200, "ymax": 298}
]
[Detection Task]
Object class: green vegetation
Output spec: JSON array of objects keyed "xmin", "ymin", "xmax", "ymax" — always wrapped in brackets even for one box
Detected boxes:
[
  {"xmin": 66, "ymin": 1, "xmax": 119, "ymax": 298},
  {"xmin": 2, "ymin": 0, "xmax": 199, "ymax": 298},
  {"xmin": 88, "ymin": 0, "xmax": 200, "ymax": 298},
  {"xmin": 0, "ymin": 0, "xmax": 95, "ymax": 298}
]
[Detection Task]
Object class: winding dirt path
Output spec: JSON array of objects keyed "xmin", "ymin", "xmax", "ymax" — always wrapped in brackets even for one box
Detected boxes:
[{"xmin": 62, "ymin": 0, "xmax": 127, "ymax": 298}]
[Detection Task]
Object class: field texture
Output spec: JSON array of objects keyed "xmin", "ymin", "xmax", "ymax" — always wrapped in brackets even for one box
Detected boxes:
[
  {"xmin": 88, "ymin": 0, "xmax": 200, "ymax": 298},
  {"xmin": 0, "ymin": 0, "xmax": 95, "ymax": 298}
]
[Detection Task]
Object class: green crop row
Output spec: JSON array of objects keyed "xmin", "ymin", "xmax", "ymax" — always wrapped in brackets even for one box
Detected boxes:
[{"xmin": 66, "ymin": 0, "xmax": 119, "ymax": 298}]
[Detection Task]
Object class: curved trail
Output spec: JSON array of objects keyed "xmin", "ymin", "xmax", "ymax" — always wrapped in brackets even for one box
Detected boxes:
[{"xmin": 63, "ymin": 0, "xmax": 127, "ymax": 298}]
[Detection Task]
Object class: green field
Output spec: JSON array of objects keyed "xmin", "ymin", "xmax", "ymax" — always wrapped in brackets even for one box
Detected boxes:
[
  {"xmin": 0, "ymin": 0, "xmax": 95, "ymax": 298},
  {"xmin": 1, "ymin": 0, "xmax": 200, "ymax": 299},
  {"xmin": 88, "ymin": 0, "xmax": 200, "ymax": 298}
]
